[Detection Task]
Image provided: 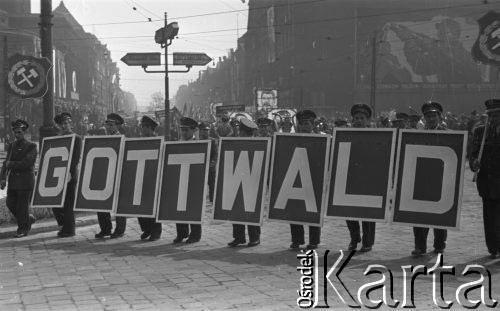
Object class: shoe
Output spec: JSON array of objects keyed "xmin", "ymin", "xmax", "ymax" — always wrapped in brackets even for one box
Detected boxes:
[
  {"xmin": 110, "ymin": 232, "xmax": 124, "ymax": 239},
  {"xmin": 359, "ymin": 246, "xmax": 372, "ymax": 252},
  {"xmin": 140, "ymin": 232, "xmax": 151, "ymax": 240},
  {"xmin": 247, "ymin": 240, "xmax": 260, "ymax": 247},
  {"xmin": 347, "ymin": 242, "xmax": 358, "ymax": 251},
  {"xmin": 149, "ymin": 235, "xmax": 161, "ymax": 241},
  {"xmin": 14, "ymin": 232, "xmax": 28, "ymax": 238},
  {"xmin": 185, "ymin": 238, "xmax": 200, "ymax": 244},
  {"xmin": 28, "ymin": 215, "xmax": 36, "ymax": 231},
  {"xmin": 57, "ymin": 231, "xmax": 75, "ymax": 238},
  {"xmin": 489, "ymin": 252, "xmax": 500, "ymax": 259},
  {"xmin": 411, "ymin": 249, "xmax": 426, "ymax": 256},
  {"xmin": 95, "ymin": 232, "xmax": 111, "ymax": 239},
  {"xmin": 173, "ymin": 236, "xmax": 186, "ymax": 244},
  {"xmin": 306, "ymin": 244, "xmax": 318, "ymax": 250},
  {"xmin": 228, "ymin": 239, "xmax": 246, "ymax": 247},
  {"xmin": 290, "ymin": 242, "xmax": 302, "ymax": 249},
  {"xmin": 433, "ymin": 248, "xmax": 445, "ymax": 254}
]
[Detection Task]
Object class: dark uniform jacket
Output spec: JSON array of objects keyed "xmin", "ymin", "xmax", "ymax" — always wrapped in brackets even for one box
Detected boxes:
[
  {"xmin": 470, "ymin": 125, "xmax": 500, "ymax": 199},
  {"xmin": 0, "ymin": 139, "xmax": 37, "ymax": 190}
]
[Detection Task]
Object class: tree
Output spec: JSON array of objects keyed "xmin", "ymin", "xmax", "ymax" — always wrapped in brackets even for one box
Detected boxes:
[{"xmin": 148, "ymin": 91, "xmax": 164, "ymax": 111}]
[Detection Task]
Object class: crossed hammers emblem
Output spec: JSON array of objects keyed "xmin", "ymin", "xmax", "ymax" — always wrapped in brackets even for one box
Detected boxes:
[{"xmin": 16, "ymin": 67, "xmax": 39, "ymax": 88}]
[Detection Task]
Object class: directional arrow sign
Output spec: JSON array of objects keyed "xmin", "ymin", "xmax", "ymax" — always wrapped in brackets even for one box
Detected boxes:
[
  {"xmin": 121, "ymin": 52, "xmax": 161, "ymax": 66},
  {"xmin": 173, "ymin": 52, "xmax": 212, "ymax": 66}
]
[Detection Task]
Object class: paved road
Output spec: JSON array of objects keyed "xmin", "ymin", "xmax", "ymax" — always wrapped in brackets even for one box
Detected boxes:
[{"xmin": 0, "ymin": 169, "xmax": 498, "ymax": 310}]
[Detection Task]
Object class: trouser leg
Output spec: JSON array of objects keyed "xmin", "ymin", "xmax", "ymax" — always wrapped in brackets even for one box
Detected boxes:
[
  {"xmin": 189, "ymin": 224, "xmax": 201, "ymax": 240},
  {"xmin": 433, "ymin": 229, "xmax": 447, "ymax": 251},
  {"xmin": 248, "ymin": 225, "xmax": 260, "ymax": 242},
  {"xmin": 483, "ymin": 198, "xmax": 497, "ymax": 254},
  {"xmin": 61, "ymin": 181, "xmax": 76, "ymax": 233},
  {"xmin": 150, "ymin": 221, "xmax": 162, "ymax": 237},
  {"xmin": 232, "ymin": 224, "xmax": 246, "ymax": 242},
  {"xmin": 361, "ymin": 221, "xmax": 376, "ymax": 247},
  {"xmin": 97, "ymin": 213, "xmax": 112, "ymax": 233},
  {"xmin": 52, "ymin": 208, "xmax": 64, "ymax": 226},
  {"xmin": 290, "ymin": 224, "xmax": 305, "ymax": 244},
  {"xmin": 114, "ymin": 217, "xmax": 127, "ymax": 234},
  {"xmin": 176, "ymin": 224, "xmax": 189, "ymax": 238},
  {"xmin": 346, "ymin": 220, "xmax": 361, "ymax": 243},
  {"xmin": 309, "ymin": 226, "xmax": 321, "ymax": 245},
  {"xmin": 413, "ymin": 227, "xmax": 429, "ymax": 251}
]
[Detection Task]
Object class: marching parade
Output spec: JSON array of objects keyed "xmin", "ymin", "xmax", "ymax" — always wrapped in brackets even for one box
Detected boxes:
[{"xmin": 1, "ymin": 0, "xmax": 500, "ymax": 310}]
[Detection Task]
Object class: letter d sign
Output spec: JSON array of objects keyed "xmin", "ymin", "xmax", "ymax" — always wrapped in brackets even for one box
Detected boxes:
[{"xmin": 392, "ymin": 130, "xmax": 467, "ymax": 229}]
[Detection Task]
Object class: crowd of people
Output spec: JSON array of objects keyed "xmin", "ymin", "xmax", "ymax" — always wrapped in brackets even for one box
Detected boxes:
[{"xmin": 1, "ymin": 99, "xmax": 499, "ymax": 259}]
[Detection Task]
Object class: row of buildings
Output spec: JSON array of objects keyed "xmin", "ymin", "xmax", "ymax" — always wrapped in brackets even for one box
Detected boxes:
[
  {"xmin": 175, "ymin": 0, "xmax": 498, "ymax": 119},
  {"xmin": 0, "ymin": 0, "xmax": 137, "ymax": 139}
]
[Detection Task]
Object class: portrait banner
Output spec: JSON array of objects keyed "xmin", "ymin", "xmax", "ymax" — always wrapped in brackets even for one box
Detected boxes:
[
  {"xmin": 32, "ymin": 134, "xmax": 75, "ymax": 208},
  {"xmin": 156, "ymin": 141, "xmax": 211, "ymax": 224},
  {"xmin": 327, "ymin": 129, "xmax": 396, "ymax": 222},
  {"xmin": 212, "ymin": 138, "xmax": 271, "ymax": 225},
  {"xmin": 256, "ymin": 89, "xmax": 278, "ymax": 112},
  {"xmin": 268, "ymin": 133, "xmax": 330, "ymax": 226},
  {"xmin": 74, "ymin": 136, "xmax": 124, "ymax": 213},
  {"xmin": 392, "ymin": 130, "xmax": 467, "ymax": 229},
  {"xmin": 115, "ymin": 137, "xmax": 164, "ymax": 217}
]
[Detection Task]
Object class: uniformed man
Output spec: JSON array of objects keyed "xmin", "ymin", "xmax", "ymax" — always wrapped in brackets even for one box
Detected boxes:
[
  {"xmin": 290, "ymin": 109, "xmax": 321, "ymax": 250},
  {"xmin": 174, "ymin": 117, "xmax": 202, "ymax": 244},
  {"xmin": 95, "ymin": 113, "xmax": 127, "ymax": 239},
  {"xmin": 346, "ymin": 104, "xmax": 376, "ymax": 252},
  {"xmin": 391, "ymin": 112, "xmax": 409, "ymax": 129},
  {"xmin": 137, "ymin": 116, "xmax": 163, "ymax": 241},
  {"xmin": 256, "ymin": 117, "xmax": 276, "ymax": 137},
  {"xmin": 53, "ymin": 112, "xmax": 82, "ymax": 237},
  {"xmin": 0, "ymin": 120, "xmax": 37, "ymax": 238},
  {"xmin": 470, "ymin": 99, "xmax": 500, "ymax": 259},
  {"xmin": 408, "ymin": 115, "xmax": 421, "ymax": 129},
  {"xmin": 199, "ymin": 121, "xmax": 217, "ymax": 203},
  {"xmin": 229, "ymin": 118, "xmax": 240, "ymax": 137},
  {"xmin": 411, "ymin": 101, "xmax": 447, "ymax": 256},
  {"xmin": 227, "ymin": 118, "xmax": 262, "ymax": 247}
]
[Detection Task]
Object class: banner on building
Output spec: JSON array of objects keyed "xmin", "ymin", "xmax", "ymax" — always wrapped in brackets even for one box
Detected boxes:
[
  {"xmin": 268, "ymin": 133, "xmax": 330, "ymax": 226},
  {"xmin": 115, "ymin": 138, "xmax": 164, "ymax": 217},
  {"xmin": 392, "ymin": 130, "xmax": 467, "ymax": 229},
  {"xmin": 74, "ymin": 136, "xmax": 124, "ymax": 213},
  {"xmin": 32, "ymin": 135, "xmax": 76, "ymax": 208},
  {"xmin": 326, "ymin": 129, "xmax": 396, "ymax": 222},
  {"xmin": 472, "ymin": 11, "xmax": 500, "ymax": 66},
  {"xmin": 156, "ymin": 141, "xmax": 211, "ymax": 224},
  {"xmin": 212, "ymin": 138, "xmax": 271, "ymax": 225}
]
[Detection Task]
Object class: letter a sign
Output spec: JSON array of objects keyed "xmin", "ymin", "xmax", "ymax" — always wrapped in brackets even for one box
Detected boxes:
[
  {"xmin": 268, "ymin": 134, "xmax": 330, "ymax": 226},
  {"xmin": 392, "ymin": 130, "xmax": 467, "ymax": 229},
  {"xmin": 32, "ymin": 135, "xmax": 76, "ymax": 208},
  {"xmin": 74, "ymin": 136, "xmax": 124, "ymax": 213}
]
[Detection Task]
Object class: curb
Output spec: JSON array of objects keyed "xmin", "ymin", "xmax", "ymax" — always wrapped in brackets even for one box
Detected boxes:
[{"xmin": 0, "ymin": 215, "xmax": 99, "ymax": 239}]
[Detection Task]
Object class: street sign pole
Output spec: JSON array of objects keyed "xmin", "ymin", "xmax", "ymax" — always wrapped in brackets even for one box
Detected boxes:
[{"xmin": 164, "ymin": 12, "xmax": 170, "ymax": 141}]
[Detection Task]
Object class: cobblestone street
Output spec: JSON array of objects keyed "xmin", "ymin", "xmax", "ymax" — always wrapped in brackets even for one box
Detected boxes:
[{"xmin": 0, "ymin": 169, "xmax": 498, "ymax": 310}]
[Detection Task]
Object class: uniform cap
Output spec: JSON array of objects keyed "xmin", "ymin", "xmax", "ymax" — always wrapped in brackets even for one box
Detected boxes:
[
  {"xmin": 256, "ymin": 117, "xmax": 273, "ymax": 127},
  {"xmin": 296, "ymin": 110, "xmax": 316, "ymax": 123},
  {"xmin": 395, "ymin": 112, "xmax": 409, "ymax": 121},
  {"xmin": 334, "ymin": 119, "xmax": 348, "ymax": 127},
  {"xmin": 421, "ymin": 101, "xmax": 443, "ymax": 115},
  {"xmin": 11, "ymin": 119, "xmax": 29, "ymax": 130},
  {"xmin": 198, "ymin": 121, "xmax": 211, "ymax": 130},
  {"xmin": 239, "ymin": 118, "xmax": 257, "ymax": 133},
  {"xmin": 140, "ymin": 115, "xmax": 158, "ymax": 129},
  {"xmin": 106, "ymin": 113, "xmax": 124, "ymax": 125},
  {"xmin": 351, "ymin": 104, "xmax": 372, "ymax": 118},
  {"xmin": 409, "ymin": 115, "xmax": 421, "ymax": 122},
  {"xmin": 180, "ymin": 117, "xmax": 198, "ymax": 129},
  {"xmin": 484, "ymin": 99, "xmax": 500, "ymax": 113}
]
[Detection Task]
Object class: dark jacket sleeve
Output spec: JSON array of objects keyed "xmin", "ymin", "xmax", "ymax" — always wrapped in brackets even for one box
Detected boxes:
[
  {"xmin": 469, "ymin": 126, "xmax": 484, "ymax": 169},
  {"xmin": 7, "ymin": 143, "xmax": 37, "ymax": 170},
  {"xmin": 69, "ymin": 135, "xmax": 82, "ymax": 181},
  {"xmin": 0, "ymin": 143, "xmax": 11, "ymax": 180}
]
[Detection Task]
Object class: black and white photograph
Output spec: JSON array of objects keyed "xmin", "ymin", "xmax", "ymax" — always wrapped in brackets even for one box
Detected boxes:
[{"xmin": 0, "ymin": 0, "xmax": 500, "ymax": 310}]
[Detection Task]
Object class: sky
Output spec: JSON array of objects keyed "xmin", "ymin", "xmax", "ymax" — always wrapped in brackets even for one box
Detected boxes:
[{"xmin": 31, "ymin": 0, "xmax": 249, "ymax": 109}]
